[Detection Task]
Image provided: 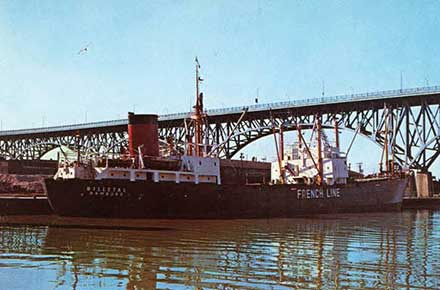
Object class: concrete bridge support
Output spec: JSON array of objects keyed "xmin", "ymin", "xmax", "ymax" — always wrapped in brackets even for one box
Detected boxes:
[{"xmin": 414, "ymin": 171, "xmax": 434, "ymax": 198}]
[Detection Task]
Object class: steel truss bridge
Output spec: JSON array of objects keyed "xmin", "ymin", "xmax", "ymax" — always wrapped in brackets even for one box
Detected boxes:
[{"xmin": 0, "ymin": 86, "xmax": 439, "ymax": 171}]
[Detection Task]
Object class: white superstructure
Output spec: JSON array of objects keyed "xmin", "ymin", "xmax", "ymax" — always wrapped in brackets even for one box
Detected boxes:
[
  {"xmin": 271, "ymin": 142, "xmax": 348, "ymax": 186},
  {"xmin": 54, "ymin": 155, "xmax": 222, "ymax": 185}
]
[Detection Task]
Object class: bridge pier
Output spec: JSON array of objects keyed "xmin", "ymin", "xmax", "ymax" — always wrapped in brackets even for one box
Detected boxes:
[{"xmin": 414, "ymin": 171, "xmax": 434, "ymax": 198}]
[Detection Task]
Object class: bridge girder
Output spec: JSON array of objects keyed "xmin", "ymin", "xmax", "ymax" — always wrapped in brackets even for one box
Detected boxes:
[
  {"xmin": 0, "ymin": 131, "xmax": 128, "ymax": 160},
  {"xmin": 160, "ymin": 101, "xmax": 440, "ymax": 171}
]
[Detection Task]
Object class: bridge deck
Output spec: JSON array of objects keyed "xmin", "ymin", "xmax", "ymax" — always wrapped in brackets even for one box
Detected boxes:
[{"xmin": 1, "ymin": 85, "xmax": 439, "ymax": 138}]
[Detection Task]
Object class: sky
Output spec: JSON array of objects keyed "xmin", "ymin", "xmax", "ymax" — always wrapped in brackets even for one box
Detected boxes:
[{"xmin": 0, "ymin": 0, "xmax": 439, "ymax": 175}]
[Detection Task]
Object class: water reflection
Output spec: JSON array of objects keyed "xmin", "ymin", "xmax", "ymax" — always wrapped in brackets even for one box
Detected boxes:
[{"xmin": 1, "ymin": 210, "xmax": 439, "ymax": 289}]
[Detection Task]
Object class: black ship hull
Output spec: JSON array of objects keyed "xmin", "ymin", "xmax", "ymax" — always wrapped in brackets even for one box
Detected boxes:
[{"xmin": 44, "ymin": 178, "xmax": 407, "ymax": 219}]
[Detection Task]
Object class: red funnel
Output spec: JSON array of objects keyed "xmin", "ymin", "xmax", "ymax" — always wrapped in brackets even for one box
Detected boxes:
[{"xmin": 128, "ymin": 113, "xmax": 159, "ymax": 157}]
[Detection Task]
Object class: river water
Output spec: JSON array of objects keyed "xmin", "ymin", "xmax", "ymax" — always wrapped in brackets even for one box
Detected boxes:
[{"xmin": 0, "ymin": 210, "xmax": 439, "ymax": 290}]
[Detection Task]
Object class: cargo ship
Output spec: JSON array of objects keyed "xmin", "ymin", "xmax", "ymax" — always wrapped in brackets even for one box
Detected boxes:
[{"xmin": 44, "ymin": 61, "xmax": 407, "ymax": 219}]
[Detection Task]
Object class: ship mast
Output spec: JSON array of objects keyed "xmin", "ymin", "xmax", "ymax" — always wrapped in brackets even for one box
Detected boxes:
[
  {"xmin": 384, "ymin": 108, "xmax": 389, "ymax": 173},
  {"xmin": 279, "ymin": 125, "xmax": 284, "ymax": 163},
  {"xmin": 381, "ymin": 103, "xmax": 394, "ymax": 175},
  {"xmin": 334, "ymin": 118, "xmax": 340, "ymax": 150},
  {"xmin": 192, "ymin": 57, "xmax": 205, "ymax": 157},
  {"xmin": 316, "ymin": 116, "xmax": 323, "ymax": 185}
]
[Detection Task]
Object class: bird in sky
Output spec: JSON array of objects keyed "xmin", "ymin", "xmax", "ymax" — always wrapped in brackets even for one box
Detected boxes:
[{"xmin": 78, "ymin": 42, "xmax": 92, "ymax": 55}]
